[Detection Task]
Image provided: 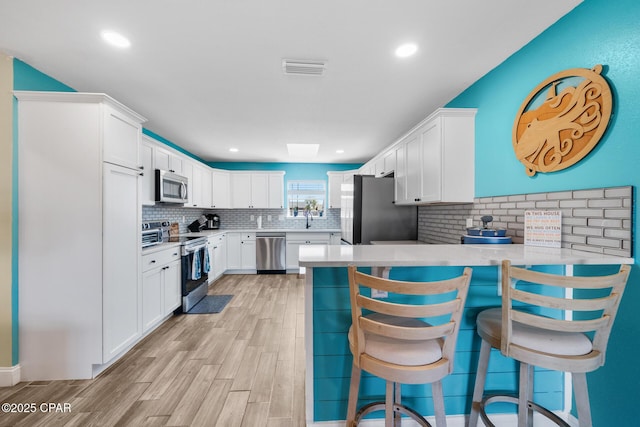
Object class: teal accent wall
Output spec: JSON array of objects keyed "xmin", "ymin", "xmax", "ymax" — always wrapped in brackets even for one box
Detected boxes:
[
  {"xmin": 142, "ymin": 128, "xmax": 208, "ymax": 165},
  {"xmin": 13, "ymin": 59, "xmax": 76, "ymax": 92},
  {"xmin": 445, "ymin": 0, "xmax": 639, "ymax": 423}
]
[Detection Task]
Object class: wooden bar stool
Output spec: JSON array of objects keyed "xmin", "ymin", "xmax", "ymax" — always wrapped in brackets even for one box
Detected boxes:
[
  {"xmin": 468, "ymin": 260, "xmax": 631, "ymax": 427},
  {"xmin": 346, "ymin": 265, "xmax": 472, "ymax": 427}
]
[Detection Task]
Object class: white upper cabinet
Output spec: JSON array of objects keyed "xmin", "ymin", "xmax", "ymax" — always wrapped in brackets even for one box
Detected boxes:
[
  {"xmin": 103, "ymin": 104, "xmax": 143, "ymax": 170},
  {"xmin": 394, "ymin": 108, "xmax": 476, "ymax": 205},
  {"xmin": 327, "ymin": 172, "xmax": 344, "ymax": 209},
  {"xmin": 374, "ymin": 151, "xmax": 395, "ymax": 177},
  {"xmin": 230, "ymin": 172, "xmax": 285, "ymax": 208},
  {"xmin": 212, "ymin": 170, "xmax": 231, "ymax": 208},
  {"xmin": 268, "ymin": 173, "xmax": 285, "ymax": 209},
  {"xmin": 201, "ymin": 167, "xmax": 212, "ymax": 208},
  {"xmin": 154, "ymin": 146, "xmax": 183, "ymax": 175}
]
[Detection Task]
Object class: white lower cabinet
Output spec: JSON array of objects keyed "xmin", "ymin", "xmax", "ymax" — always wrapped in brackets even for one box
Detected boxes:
[
  {"xmin": 286, "ymin": 232, "xmax": 331, "ymax": 270},
  {"xmin": 208, "ymin": 233, "xmax": 227, "ymax": 282},
  {"xmin": 141, "ymin": 246, "xmax": 181, "ymax": 333},
  {"xmin": 226, "ymin": 232, "xmax": 256, "ymax": 272}
]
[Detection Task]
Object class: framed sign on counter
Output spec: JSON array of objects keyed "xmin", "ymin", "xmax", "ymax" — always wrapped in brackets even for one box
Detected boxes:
[{"xmin": 524, "ymin": 210, "xmax": 562, "ymax": 248}]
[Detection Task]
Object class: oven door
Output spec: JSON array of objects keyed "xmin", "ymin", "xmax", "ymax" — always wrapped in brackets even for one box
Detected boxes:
[{"xmin": 181, "ymin": 245, "xmax": 209, "ymax": 297}]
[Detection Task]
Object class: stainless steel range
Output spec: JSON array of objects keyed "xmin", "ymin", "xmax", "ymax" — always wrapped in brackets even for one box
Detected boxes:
[{"xmin": 179, "ymin": 235, "xmax": 209, "ymax": 312}]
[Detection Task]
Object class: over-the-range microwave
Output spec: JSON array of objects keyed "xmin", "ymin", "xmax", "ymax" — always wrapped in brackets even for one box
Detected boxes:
[{"xmin": 155, "ymin": 169, "xmax": 188, "ymax": 204}]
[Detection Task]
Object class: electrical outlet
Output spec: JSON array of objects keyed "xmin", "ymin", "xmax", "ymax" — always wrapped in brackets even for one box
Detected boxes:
[
  {"xmin": 371, "ymin": 289, "xmax": 388, "ymax": 298},
  {"xmin": 279, "ymin": 215, "xmax": 284, "ymax": 221},
  {"xmin": 267, "ymin": 215, "xmax": 272, "ymax": 221},
  {"xmin": 182, "ymin": 216, "xmax": 186, "ymax": 223},
  {"xmin": 250, "ymin": 215, "xmax": 255, "ymax": 221},
  {"xmin": 466, "ymin": 218, "xmax": 474, "ymax": 228}
]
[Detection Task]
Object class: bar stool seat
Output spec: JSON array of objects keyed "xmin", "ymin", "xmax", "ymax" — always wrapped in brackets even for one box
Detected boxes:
[
  {"xmin": 346, "ymin": 265, "xmax": 472, "ymax": 427},
  {"xmin": 468, "ymin": 260, "xmax": 631, "ymax": 427}
]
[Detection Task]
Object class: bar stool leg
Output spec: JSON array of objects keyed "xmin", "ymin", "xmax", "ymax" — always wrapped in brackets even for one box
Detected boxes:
[
  {"xmin": 346, "ymin": 363, "xmax": 361, "ymax": 427},
  {"xmin": 572, "ymin": 373, "xmax": 593, "ymax": 427},
  {"xmin": 432, "ymin": 379, "xmax": 447, "ymax": 427},
  {"xmin": 394, "ymin": 383, "xmax": 402, "ymax": 427},
  {"xmin": 468, "ymin": 339, "xmax": 491, "ymax": 427},
  {"xmin": 517, "ymin": 362, "xmax": 534, "ymax": 427},
  {"xmin": 386, "ymin": 380, "xmax": 394, "ymax": 426}
]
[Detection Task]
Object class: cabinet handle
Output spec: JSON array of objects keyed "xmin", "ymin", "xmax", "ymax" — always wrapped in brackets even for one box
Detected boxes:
[
  {"xmin": 415, "ymin": 198, "xmax": 421, "ymax": 202},
  {"xmin": 173, "ymin": 253, "xmax": 178, "ymax": 256},
  {"xmin": 150, "ymin": 260, "xmax": 156, "ymax": 264},
  {"xmin": 139, "ymin": 165, "xmax": 144, "ymax": 170},
  {"xmin": 139, "ymin": 172, "xmax": 144, "ymax": 176}
]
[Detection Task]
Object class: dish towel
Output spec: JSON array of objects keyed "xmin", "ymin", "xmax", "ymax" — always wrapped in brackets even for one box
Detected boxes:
[
  {"xmin": 203, "ymin": 246, "xmax": 211, "ymax": 274},
  {"xmin": 192, "ymin": 251, "xmax": 201, "ymax": 281}
]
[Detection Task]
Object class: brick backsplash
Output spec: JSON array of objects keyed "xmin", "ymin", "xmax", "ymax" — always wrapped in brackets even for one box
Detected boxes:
[
  {"xmin": 142, "ymin": 206, "xmax": 341, "ymax": 233},
  {"xmin": 417, "ymin": 186, "xmax": 633, "ymax": 257}
]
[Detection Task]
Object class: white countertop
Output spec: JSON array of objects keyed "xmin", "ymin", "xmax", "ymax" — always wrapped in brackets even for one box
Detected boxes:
[
  {"xmin": 298, "ymin": 244, "xmax": 634, "ymax": 267},
  {"xmin": 182, "ymin": 228, "xmax": 340, "ymax": 237}
]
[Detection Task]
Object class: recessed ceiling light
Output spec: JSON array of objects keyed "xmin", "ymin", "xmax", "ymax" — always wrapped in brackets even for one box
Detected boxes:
[
  {"xmin": 229, "ymin": 148, "xmax": 239, "ymax": 152},
  {"xmin": 101, "ymin": 30, "xmax": 131, "ymax": 48},
  {"xmin": 336, "ymin": 149, "xmax": 344, "ymax": 154},
  {"xmin": 395, "ymin": 43, "xmax": 418, "ymax": 58}
]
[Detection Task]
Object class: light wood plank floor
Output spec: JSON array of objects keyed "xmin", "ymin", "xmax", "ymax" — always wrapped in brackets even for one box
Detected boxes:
[{"xmin": 0, "ymin": 274, "xmax": 307, "ymax": 427}]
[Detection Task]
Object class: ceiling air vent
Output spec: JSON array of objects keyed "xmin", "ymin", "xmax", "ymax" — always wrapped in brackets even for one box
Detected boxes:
[{"xmin": 282, "ymin": 59, "xmax": 326, "ymax": 76}]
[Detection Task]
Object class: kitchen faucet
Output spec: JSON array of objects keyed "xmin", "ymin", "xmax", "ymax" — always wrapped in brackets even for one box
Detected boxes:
[{"xmin": 305, "ymin": 210, "xmax": 313, "ymax": 229}]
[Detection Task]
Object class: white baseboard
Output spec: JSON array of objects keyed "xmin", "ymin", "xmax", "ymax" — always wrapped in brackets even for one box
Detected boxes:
[
  {"xmin": 307, "ymin": 412, "xmax": 579, "ymax": 427},
  {"xmin": 0, "ymin": 365, "xmax": 21, "ymax": 387}
]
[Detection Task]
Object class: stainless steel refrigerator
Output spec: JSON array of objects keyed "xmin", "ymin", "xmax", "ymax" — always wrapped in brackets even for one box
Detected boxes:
[{"xmin": 341, "ymin": 175, "xmax": 417, "ymax": 244}]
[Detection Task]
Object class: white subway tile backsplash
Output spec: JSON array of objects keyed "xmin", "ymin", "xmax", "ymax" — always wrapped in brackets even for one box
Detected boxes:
[{"xmin": 417, "ymin": 185, "xmax": 632, "ymax": 257}]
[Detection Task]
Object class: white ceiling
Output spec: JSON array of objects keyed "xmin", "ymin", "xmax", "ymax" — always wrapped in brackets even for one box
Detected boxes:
[{"xmin": 0, "ymin": 0, "xmax": 582, "ymax": 164}]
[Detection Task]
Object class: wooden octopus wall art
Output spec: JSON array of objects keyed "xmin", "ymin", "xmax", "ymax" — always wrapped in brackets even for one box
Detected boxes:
[{"xmin": 512, "ymin": 65, "xmax": 612, "ymax": 176}]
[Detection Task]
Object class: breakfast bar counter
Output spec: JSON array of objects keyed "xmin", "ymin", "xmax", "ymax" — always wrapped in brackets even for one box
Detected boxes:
[{"xmin": 298, "ymin": 244, "xmax": 633, "ymax": 426}]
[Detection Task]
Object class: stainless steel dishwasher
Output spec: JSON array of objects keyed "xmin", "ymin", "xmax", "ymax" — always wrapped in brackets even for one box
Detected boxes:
[{"xmin": 256, "ymin": 232, "xmax": 286, "ymax": 274}]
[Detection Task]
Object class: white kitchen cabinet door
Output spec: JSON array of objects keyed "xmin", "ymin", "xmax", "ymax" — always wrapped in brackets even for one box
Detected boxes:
[
  {"xmin": 250, "ymin": 173, "xmax": 269, "ymax": 208},
  {"xmin": 418, "ymin": 118, "xmax": 443, "ymax": 203},
  {"xmin": 163, "ymin": 260, "xmax": 181, "ymax": 314},
  {"xmin": 210, "ymin": 234, "xmax": 227, "ymax": 280},
  {"xmin": 327, "ymin": 172, "xmax": 343, "ymax": 209},
  {"xmin": 201, "ymin": 167, "xmax": 212, "ymax": 208},
  {"xmin": 230, "ymin": 173, "xmax": 252, "ymax": 208},
  {"xmin": 212, "ymin": 170, "xmax": 231, "ymax": 208},
  {"xmin": 286, "ymin": 241, "xmax": 302, "ymax": 269},
  {"xmin": 383, "ymin": 151, "xmax": 395, "ymax": 177},
  {"xmin": 241, "ymin": 240, "xmax": 257, "ymax": 269},
  {"xmin": 226, "ymin": 232, "xmax": 242, "ymax": 269},
  {"xmin": 103, "ymin": 105, "xmax": 142, "ymax": 170},
  {"xmin": 142, "ymin": 268, "xmax": 163, "ymax": 332},
  {"xmin": 102, "ymin": 162, "xmax": 141, "ymax": 363},
  {"xmin": 404, "ymin": 131, "xmax": 422, "ymax": 204},
  {"xmin": 268, "ymin": 173, "xmax": 284, "ymax": 208},
  {"xmin": 154, "ymin": 146, "xmax": 183, "ymax": 175},
  {"xmin": 140, "ymin": 136, "xmax": 155, "ymax": 205},
  {"xmin": 394, "ymin": 143, "xmax": 408, "ymax": 204}
]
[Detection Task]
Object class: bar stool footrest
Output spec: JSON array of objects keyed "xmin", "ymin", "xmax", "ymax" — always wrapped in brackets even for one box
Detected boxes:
[
  {"xmin": 478, "ymin": 394, "xmax": 571, "ymax": 427},
  {"xmin": 354, "ymin": 401, "xmax": 432, "ymax": 426}
]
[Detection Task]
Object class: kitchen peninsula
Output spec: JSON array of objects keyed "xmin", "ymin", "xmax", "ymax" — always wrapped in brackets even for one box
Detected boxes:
[{"xmin": 299, "ymin": 243, "xmax": 634, "ymax": 425}]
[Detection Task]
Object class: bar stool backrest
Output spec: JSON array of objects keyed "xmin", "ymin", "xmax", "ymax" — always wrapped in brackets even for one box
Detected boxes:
[
  {"xmin": 501, "ymin": 260, "xmax": 631, "ymax": 372},
  {"xmin": 348, "ymin": 265, "xmax": 472, "ymax": 373}
]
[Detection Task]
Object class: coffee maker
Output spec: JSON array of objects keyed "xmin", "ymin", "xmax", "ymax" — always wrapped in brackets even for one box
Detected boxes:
[{"xmin": 206, "ymin": 214, "xmax": 220, "ymax": 229}]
